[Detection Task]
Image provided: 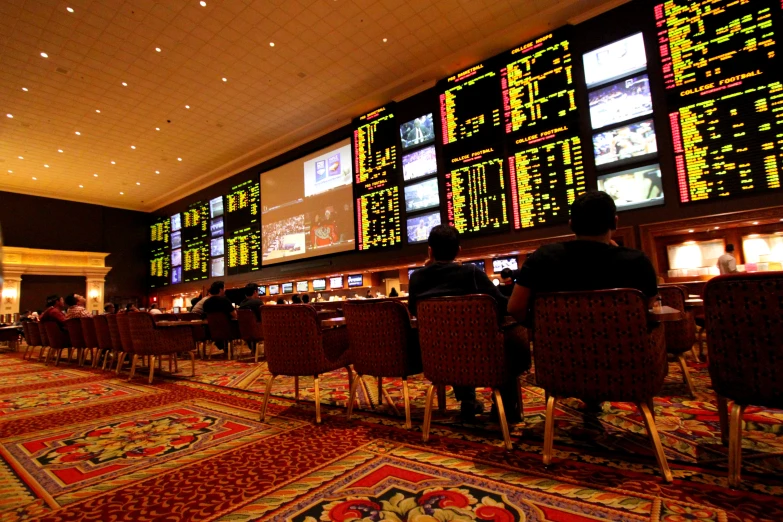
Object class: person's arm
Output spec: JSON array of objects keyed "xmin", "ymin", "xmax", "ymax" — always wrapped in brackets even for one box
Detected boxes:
[
  {"xmin": 728, "ymin": 256, "xmax": 737, "ymax": 273},
  {"xmin": 508, "ymin": 284, "xmax": 533, "ymax": 324},
  {"xmin": 508, "ymin": 251, "xmax": 541, "ymax": 323}
]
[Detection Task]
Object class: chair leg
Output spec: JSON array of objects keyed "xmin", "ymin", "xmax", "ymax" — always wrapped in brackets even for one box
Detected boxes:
[
  {"xmin": 128, "ymin": 354, "xmax": 138, "ymax": 381},
  {"xmin": 54, "ymin": 348, "xmax": 62, "ymax": 366},
  {"xmin": 377, "ymin": 376, "xmax": 383, "ymax": 408},
  {"xmin": 115, "ymin": 352, "xmax": 125, "ymax": 374},
  {"xmin": 677, "ymin": 354, "xmax": 696, "ymax": 397},
  {"xmin": 314, "ymin": 375, "xmax": 322, "ymax": 424},
  {"xmin": 517, "ymin": 375, "xmax": 525, "ymax": 418},
  {"xmin": 381, "ymin": 383, "xmax": 401, "ymax": 416},
  {"xmin": 402, "ymin": 378, "xmax": 412, "ymax": 429},
  {"xmin": 437, "ymin": 384, "xmax": 447, "ymax": 413},
  {"xmin": 358, "ymin": 373, "xmax": 372, "ymax": 408},
  {"xmin": 254, "ymin": 341, "xmax": 259, "ymax": 364},
  {"xmin": 260, "ymin": 375, "xmax": 276, "ymax": 421},
  {"xmin": 638, "ymin": 401, "xmax": 673, "ymax": 483},
  {"xmin": 422, "ymin": 384, "xmax": 436, "ymax": 443},
  {"xmin": 543, "ymin": 395, "xmax": 557, "ymax": 466},
  {"xmin": 728, "ymin": 403, "xmax": 746, "ymax": 488},
  {"xmin": 148, "ymin": 356, "xmax": 156, "ymax": 384},
  {"xmin": 346, "ymin": 373, "xmax": 360, "ymax": 421},
  {"xmin": 716, "ymin": 394, "xmax": 729, "ymax": 446},
  {"xmin": 190, "ymin": 351, "xmax": 196, "ymax": 376},
  {"xmin": 101, "ymin": 350, "xmax": 109, "ymax": 370},
  {"xmin": 294, "ymin": 376, "xmax": 299, "ymax": 402},
  {"xmin": 493, "ymin": 389, "xmax": 513, "ymax": 451}
]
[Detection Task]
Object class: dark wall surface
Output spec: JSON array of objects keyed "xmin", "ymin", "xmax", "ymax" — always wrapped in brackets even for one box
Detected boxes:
[
  {"xmin": 19, "ymin": 275, "xmax": 86, "ymax": 314},
  {"xmin": 0, "ymin": 191, "xmax": 149, "ymax": 302}
]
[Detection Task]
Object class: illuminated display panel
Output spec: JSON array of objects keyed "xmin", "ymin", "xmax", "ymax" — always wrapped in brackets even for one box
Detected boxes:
[
  {"xmin": 182, "ymin": 201, "xmax": 209, "ymax": 241},
  {"xmin": 439, "ymin": 62, "xmax": 503, "ymax": 156},
  {"xmin": 356, "ymin": 185, "xmax": 402, "ymax": 250},
  {"xmin": 296, "ymin": 281, "xmax": 309, "ymax": 293},
  {"xmin": 445, "ymin": 148, "xmax": 509, "ymax": 235},
  {"xmin": 282, "ymin": 282, "xmax": 293, "ymax": 294},
  {"xmin": 269, "ymin": 284, "xmax": 279, "ymax": 296},
  {"xmin": 149, "ymin": 248, "xmax": 170, "ymax": 288},
  {"xmin": 353, "ymin": 105, "xmax": 399, "ymax": 192},
  {"xmin": 226, "ymin": 227, "xmax": 261, "ymax": 275},
  {"xmin": 655, "ymin": 0, "xmax": 779, "ymax": 99},
  {"xmin": 670, "ymin": 82, "xmax": 783, "ymax": 203},
  {"xmin": 313, "ymin": 279, "xmax": 327, "ymax": 291},
  {"xmin": 508, "ymin": 125, "xmax": 586, "ymax": 229},
  {"xmin": 182, "ymin": 238, "xmax": 209, "ymax": 282},
  {"xmin": 330, "ymin": 276, "xmax": 344, "ymax": 289},
  {"xmin": 150, "ymin": 216, "xmax": 170, "ymax": 245},
  {"xmin": 500, "ymin": 30, "xmax": 577, "ymax": 136},
  {"xmin": 225, "ymin": 179, "xmax": 260, "ymax": 232}
]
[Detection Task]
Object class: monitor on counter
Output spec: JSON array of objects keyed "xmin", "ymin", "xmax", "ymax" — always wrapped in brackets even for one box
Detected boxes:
[
  {"xmin": 313, "ymin": 279, "xmax": 327, "ymax": 291},
  {"xmin": 463, "ymin": 260, "xmax": 485, "ymax": 272},
  {"xmin": 492, "ymin": 257, "xmax": 518, "ymax": 273},
  {"xmin": 281, "ymin": 282, "xmax": 294, "ymax": 294},
  {"xmin": 269, "ymin": 284, "xmax": 280, "ymax": 296},
  {"xmin": 330, "ymin": 276, "xmax": 344, "ymax": 289},
  {"xmin": 258, "ymin": 285, "xmax": 267, "ymax": 296},
  {"xmin": 296, "ymin": 281, "xmax": 308, "ymax": 293},
  {"xmin": 347, "ymin": 274, "xmax": 363, "ymax": 288},
  {"xmin": 173, "ymin": 306, "xmax": 181, "ymax": 314}
]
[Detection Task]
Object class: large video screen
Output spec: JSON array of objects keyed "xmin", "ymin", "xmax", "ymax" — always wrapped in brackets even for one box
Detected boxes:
[
  {"xmin": 592, "ymin": 119, "xmax": 657, "ymax": 168},
  {"xmin": 211, "ymin": 257, "xmax": 224, "ymax": 278},
  {"xmin": 583, "ymin": 33, "xmax": 647, "ymax": 89},
  {"xmin": 404, "ymin": 178, "xmax": 440, "ymax": 213},
  {"xmin": 589, "ymin": 75, "xmax": 652, "ymax": 129},
  {"xmin": 261, "ymin": 139, "xmax": 355, "ymax": 265},
  {"xmin": 171, "ymin": 230, "xmax": 182, "ymax": 250},
  {"xmin": 597, "ymin": 164, "xmax": 665, "ymax": 211},
  {"xmin": 407, "ymin": 211, "xmax": 442, "ymax": 244},
  {"xmin": 210, "ymin": 196, "xmax": 224, "ymax": 218},
  {"xmin": 402, "ymin": 145, "xmax": 438, "ymax": 181},
  {"xmin": 400, "ymin": 113, "xmax": 435, "ymax": 150}
]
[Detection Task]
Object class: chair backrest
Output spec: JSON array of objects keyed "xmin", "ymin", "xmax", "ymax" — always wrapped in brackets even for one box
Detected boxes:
[
  {"xmin": 533, "ymin": 288, "xmax": 666, "ymax": 403},
  {"xmin": 206, "ymin": 312, "xmax": 237, "ymax": 342},
  {"xmin": 25, "ymin": 322, "xmax": 42, "ymax": 346},
  {"xmin": 64, "ymin": 318, "xmax": 86, "ymax": 348},
  {"xmin": 657, "ymin": 285, "xmax": 695, "ymax": 354},
  {"xmin": 153, "ymin": 313, "xmax": 179, "ymax": 322},
  {"xmin": 176, "ymin": 313, "xmax": 201, "ymax": 321},
  {"xmin": 127, "ymin": 312, "xmax": 159, "ymax": 356},
  {"xmin": 261, "ymin": 305, "xmax": 327, "ymax": 376},
  {"xmin": 38, "ymin": 322, "xmax": 49, "ymax": 347},
  {"xmin": 704, "ymin": 272, "xmax": 783, "ymax": 408},
  {"xmin": 236, "ymin": 309, "xmax": 262, "ymax": 342},
  {"xmin": 105, "ymin": 314, "xmax": 122, "ymax": 351},
  {"xmin": 417, "ymin": 295, "xmax": 507, "ymax": 388},
  {"xmin": 80, "ymin": 317, "xmax": 98, "ymax": 349},
  {"xmin": 116, "ymin": 313, "xmax": 134, "ymax": 354},
  {"xmin": 43, "ymin": 321, "xmax": 69, "ymax": 350},
  {"xmin": 93, "ymin": 315, "xmax": 113, "ymax": 350},
  {"xmin": 344, "ymin": 300, "xmax": 418, "ymax": 377}
]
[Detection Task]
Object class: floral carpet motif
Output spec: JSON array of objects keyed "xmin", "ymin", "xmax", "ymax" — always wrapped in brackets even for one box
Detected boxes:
[
  {"xmin": 0, "ymin": 369, "xmax": 91, "ymax": 390},
  {"xmin": 0, "ymin": 382, "xmax": 147, "ymax": 419}
]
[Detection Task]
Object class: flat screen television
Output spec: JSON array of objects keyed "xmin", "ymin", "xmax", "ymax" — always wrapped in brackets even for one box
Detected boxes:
[
  {"xmin": 402, "ymin": 145, "xmax": 438, "ymax": 181},
  {"xmin": 170, "ymin": 213, "xmax": 181, "ymax": 232},
  {"xmin": 597, "ymin": 164, "xmax": 664, "ymax": 211},
  {"xmin": 209, "ymin": 196, "xmax": 224, "ymax": 218},
  {"xmin": 258, "ymin": 285, "xmax": 267, "ymax": 296},
  {"xmin": 313, "ymin": 279, "xmax": 327, "ymax": 291},
  {"xmin": 347, "ymin": 274, "xmax": 363, "ymax": 288},
  {"xmin": 330, "ymin": 276, "xmax": 344, "ymax": 289},
  {"xmin": 463, "ymin": 260, "xmax": 485, "ymax": 272},
  {"xmin": 211, "ymin": 257, "xmax": 224, "ymax": 278},
  {"xmin": 210, "ymin": 217, "xmax": 224, "ymax": 237},
  {"xmin": 210, "ymin": 237, "xmax": 224, "ymax": 257},
  {"xmin": 492, "ymin": 257, "xmax": 518, "ymax": 273},
  {"xmin": 406, "ymin": 211, "xmax": 441, "ymax": 244},
  {"xmin": 296, "ymin": 281, "xmax": 309, "ymax": 293},
  {"xmin": 593, "ymin": 119, "xmax": 657, "ymax": 168},
  {"xmin": 589, "ymin": 74, "xmax": 652, "ymax": 130},
  {"xmin": 171, "ymin": 249, "xmax": 182, "ymax": 267},
  {"xmin": 171, "ymin": 230, "xmax": 182, "ymax": 249},
  {"xmin": 583, "ymin": 32, "xmax": 647, "ymax": 89},
  {"xmin": 399, "ymin": 113, "xmax": 435, "ymax": 150},
  {"xmin": 173, "ymin": 306, "xmax": 181, "ymax": 313},
  {"xmin": 404, "ymin": 177, "xmax": 440, "ymax": 213},
  {"xmin": 269, "ymin": 284, "xmax": 279, "ymax": 296},
  {"xmin": 281, "ymin": 282, "xmax": 294, "ymax": 294},
  {"xmin": 171, "ymin": 266, "xmax": 182, "ymax": 284}
]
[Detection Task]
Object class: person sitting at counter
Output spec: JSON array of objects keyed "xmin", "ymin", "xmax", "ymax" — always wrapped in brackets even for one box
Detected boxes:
[
  {"xmin": 508, "ymin": 190, "xmax": 658, "ymax": 323},
  {"xmin": 65, "ymin": 294, "xmax": 91, "ymax": 319},
  {"xmin": 389, "ymin": 287, "xmax": 399, "ymax": 298},
  {"xmin": 103, "ymin": 303, "xmax": 115, "ymax": 315},
  {"xmin": 498, "ymin": 268, "xmax": 515, "ymax": 297},
  {"xmin": 276, "ymin": 298, "xmax": 286, "ymax": 305},
  {"xmin": 717, "ymin": 244, "xmax": 738, "ymax": 275},
  {"xmin": 239, "ymin": 283, "xmax": 263, "ymax": 320},
  {"xmin": 409, "ymin": 224, "xmax": 530, "ymax": 423},
  {"xmin": 291, "ymin": 295, "xmax": 302, "ymax": 304},
  {"xmin": 202, "ymin": 281, "xmax": 236, "ymax": 320},
  {"xmin": 302, "ymin": 294, "xmax": 311, "ymax": 304},
  {"xmin": 40, "ymin": 295, "xmax": 67, "ymax": 327}
]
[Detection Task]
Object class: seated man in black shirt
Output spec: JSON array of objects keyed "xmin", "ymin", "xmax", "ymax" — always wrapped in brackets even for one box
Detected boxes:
[
  {"xmin": 409, "ymin": 225, "xmax": 531, "ymax": 423},
  {"xmin": 202, "ymin": 281, "xmax": 236, "ymax": 353},
  {"xmin": 497, "ymin": 268, "xmax": 515, "ymax": 297},
  {"xmin": 238, "ymin": 283, "xmax": 263, "ymax": 320},
  {"xmin": 509, "ymin": 191, "xmax": 658, "ymax": 323}
]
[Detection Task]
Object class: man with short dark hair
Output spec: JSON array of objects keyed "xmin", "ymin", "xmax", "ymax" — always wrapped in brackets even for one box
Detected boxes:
[
  {"xmin": 717, "ymin": 244, "xmax": 738, "ymax": 275},
  {"xmin": 409, "ymin": 224, "xmax": 531, "ymax": 422},
  {"xmin": 239, "ymin": 283, "xmax": 263, "ymax": 320},
  {"xmin": 202, "ymin": 281, "xmax": 236, "ymax": 319},
  {"xmin": 103, "ymin": 303, "xmax": 115, "ymax": 314},
  {"xmin": 508, "ymin": 191, "xmax": 658, "ymax": 324},
  {"xmin": 40, "ymin": 295, "xmax": 67, "ymax": 327},
  {"xmin": 301, "ymin": 294, "xmax": 311, "ymax": 304},
  {"xmin": 498, "ymin": 268, "xmax": 515, "ymax": 297},
  {"xmin": 65, "ymin": 294, "xmax": 91, "ymax": 319},
  {"xmin": 291, "ymin": 294, "xmax": 302, "ymax": 304}
]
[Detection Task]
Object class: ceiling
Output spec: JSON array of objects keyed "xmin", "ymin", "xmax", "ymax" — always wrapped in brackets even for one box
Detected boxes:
[{"xmin": 0, "ymin": 0, "xmax": 626, "ymax": 212}]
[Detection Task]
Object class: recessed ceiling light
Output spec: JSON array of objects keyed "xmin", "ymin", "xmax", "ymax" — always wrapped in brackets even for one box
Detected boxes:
[
  {"xmin": 18, "ymin": 156, "xmax": 23, "ymax": 160},
  {"xmin": 222, "ymin": 77, "xmax": 227, "ymax": 82},
  {"xmin": 714, "ymin": 226, "xmax": 719, "ymax": 229},
  {"xmin": 95, "ymin": 109, "xmax": 101, "ymax": 113},
  {"xmin": 269, "ymin": 42, "xmax": 275, "ymax": 47},
  {"xmin": 21, "ymin": 87, "xmax": 28, "ymax": 92},
  {"xmin": 185, "ymin": 105, "xmax": 190, "ymax": 109},
  {"xmin": 383, "ymin": 38, "xmax": 387, "ymax": 42},
  {"xmin": 119, "ymin": 192, "xmax": 124, "ymax": 195},
  {"xmin": 121, "ymin": 82, "xmax": 127, "ymax": 86},
  {"xmin": 78, "ymin": 184, "xmax": 83, "ymax": 188},
  {"xmin": 75, "ymin": 131, "xmax": 81, "ymax": 135},
  {"xmin": 93, "ymin": 173, "xmax": 98, "ymax": 177},
  {"xmin": 155, "ymin": 47, "xmax": 161, "ymax": 52},
  {"xmin": 7, "ymin": 170, "xmax": 12, "ymax": 173},
  {"xmin": 43, "ymin": 164, "xmax": 49, "ymax": 168},
  {"xmin": 155, "ymin": 127, "xmax": 160, "ymax": 131},
  {"xmin": 66, "ymin": 7, "xmax": 74, "ymax": 12},
  {"xmin": 136, "ymin": 182, "xmax": 141, "ymax": 185},
  {"xmin": 58, "ymin": 149, "xmax": 63, "ymax": 153},
  {"xmin": 130, "ymin": 145, "xmax": 136, "ymax": 149},
  {"xmin": 753, "ymin": 221, "xmax": 759, "ymax": 225},
  {"xmin": 6, "ymin": 114, "xmax": 13, "ymax": 118},
  {"xmin": 177, "ymin": 157, "xmax": 182, "ymax": 161},
  {"xmin": 200, "ymin": 1, "xmax": 206, "ymax": 6},
  {"xmin": 32, "ymin": 177, "xmax": 37, "ymax": 180},
  {"xmin": 40, "ymin": 52, "xmax": 48, "ymax": 58},
  {"xmin": 688, "ymin": 229, "xmax": 694, "ymax": 233},
  {"xmin": 110, "ymin": 161, "xmax": 116, "ymax": 164},
  {"xmin": 155, "ymin": 170, "xmax": 160, "ymax": 174}
]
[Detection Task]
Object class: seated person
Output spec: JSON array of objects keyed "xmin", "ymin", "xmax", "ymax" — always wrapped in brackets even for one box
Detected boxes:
[
  {"xmin": 148, "ymin": 304, "xmax": 162, "ymax": 315},
  {"xmin": 202, "ymin": 281, "xmax": 236, "ymax": 319},
  {"xmin": 291, "ymin": 295, "xmax": 302, "ymax": 304},
  {"xmin": 508, "ymin": 190, "xmax": 658, "ymax": 325},
  {"xmin": 40, "ymin": 295, "xmax": 67, "ymax": 328},
  {"xmin": 191, "ymin": 295, "xmax": 209, "ymax": 315},
  {"xmin": 409, "ymin": 225, "xmax": 531, "ymax": 422},
  {"xmin": 65, "ymin": 294, "xmax": 91, "ymax": 319},
  {"xmin": 103, "ymin": 303, "xmax": 115, "ymax": 315},
  {"xmin": 275, "ymin": 298, "xmax": 286, "ymax": 305},
  {"xmin": 239, "ymin": 283, "xmax": 263, "ymax": 320},
  {"xmin": 301, "ymin": 294, "xmax": 311, "ymax": 304},
  {"xmin": 498, "ymin": 268, "xmax": 515, "ymax": 297}
]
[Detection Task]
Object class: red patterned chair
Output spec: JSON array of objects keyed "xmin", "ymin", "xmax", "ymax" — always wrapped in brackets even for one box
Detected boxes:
[
  {"xmin": 127, "ymin": 312, "xmax": 196, "ymax": 383},
  {"xmin": 22, "ymin": 322, "xmax": 42, "ymax": 360},
  {"xmin": 175, "ymin": 312, "xmax": 208, "ymax": 358},
  {"xmin": 80, "ymin": 317, "xmax": 99, "ymax": 367},
  {"xmin": 105, "ymin": 314, "xmax": 125, "ymax": 373},
  {"xmin": 116, "ymin": 313, "xmax": 137, "ymax": 376},
  {"xmin": 343, "ymin": 300, "xmax": 422, "ymax": 428},
  {"xmin": 206, "ymin": 312, "xmax": 242, "ymax": 360},
  {"xmin": 658, "ymin": 285, "xmax": 698, "ymax": 396},
  {"xmin": 237, "ymin": 309, "xmax": 264, "ymax": 363},
  {"xmin": 93, "ymin": 315, "xmax": 116, "ymax": 369},
  {"xmin": 260, "ymin": 305, "xmax": 351, "ymax": 423},
  {"xmin": 417, "ymin": 295, "xmax": 521, "ymax": 450},
  {"xmin": 43, "ymin": 321, "xmax": 72, "ymax": 366},
  {"xmin": 704, "ymin": 272, "xmax": 783, "ymax": 487},
  {"xmin": 64, "ymin": 318, "xmax": 87, "ymax": 366},
  {"xmin": 533, "ymin": 289, "xmax": 672, "ymax": 482},
  {"xmin": 37, "ymin": 322, "xmax": 51, "ymax": 363}
]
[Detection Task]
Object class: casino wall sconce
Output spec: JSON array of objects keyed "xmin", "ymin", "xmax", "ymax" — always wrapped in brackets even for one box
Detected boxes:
[
  {"xmin": 89, "ymin": 288, "xmax": 100, "ymax": 302},
  {"xmin": 2, "ymin": 287, "xmax": 17, "ymax": 303}
]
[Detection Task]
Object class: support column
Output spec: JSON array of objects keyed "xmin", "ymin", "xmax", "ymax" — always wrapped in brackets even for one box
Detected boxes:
[
  {"xmin": 85, "ymin": 277, "xmax": 106, "ymax": 315},
  {"xmin": 1, "ymin": 273, "xmax": 22, "ymax": 316}
]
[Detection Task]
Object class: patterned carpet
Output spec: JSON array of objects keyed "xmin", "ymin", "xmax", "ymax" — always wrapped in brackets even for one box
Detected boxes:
[{"xmin": 0, "ymin": 346, "xmax": 781, "ymax": 521}]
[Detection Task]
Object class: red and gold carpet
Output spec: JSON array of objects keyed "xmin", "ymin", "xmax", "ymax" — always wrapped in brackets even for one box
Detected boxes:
[{"xmin": 0, "ymin": 349, "xmax": 781, "ymax": 521}]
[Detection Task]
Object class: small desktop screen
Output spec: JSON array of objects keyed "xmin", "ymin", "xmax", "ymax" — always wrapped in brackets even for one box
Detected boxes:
[
  {"xmin": 313, "ymin": 279, "xmax": 327, "ymax": 291},
  {"xmin": 400, "ymin": 113, "xmax": 435, "ymax": 150},
  {"xmin": 173, "ymin": 306, "xmax": 181, "ymax": 313},
  {"xmin": 258, "ymin": 285, "xmax": 267, "ymax": 296},
  {"xmin": 281, "ymin": 282, "xmax": 294, "ymax": 294},
  {"xmin": 492, "ymin": 257, "xmax": 518, "ymax": 273},
  {"xmin": 347, "ymin": 274, "xmax": 363, "ymax": 287},
  {"xmin": 463, "ymin": 260, "xmax": 485, "ymax": 272},
  {"xmin": 296, "ymin": 281, "xmax": 309, "ymax": 293},
  {"xmin": 330, "ymin": 276, "xmax": 344, "ymax": 289},
  {"xmin": 269, "ymin": 284, "xmax": 280, "ymax": 295},
  {"xmin": 597, "ymin": 164, "xmax": 664, "ymax": 211}
]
